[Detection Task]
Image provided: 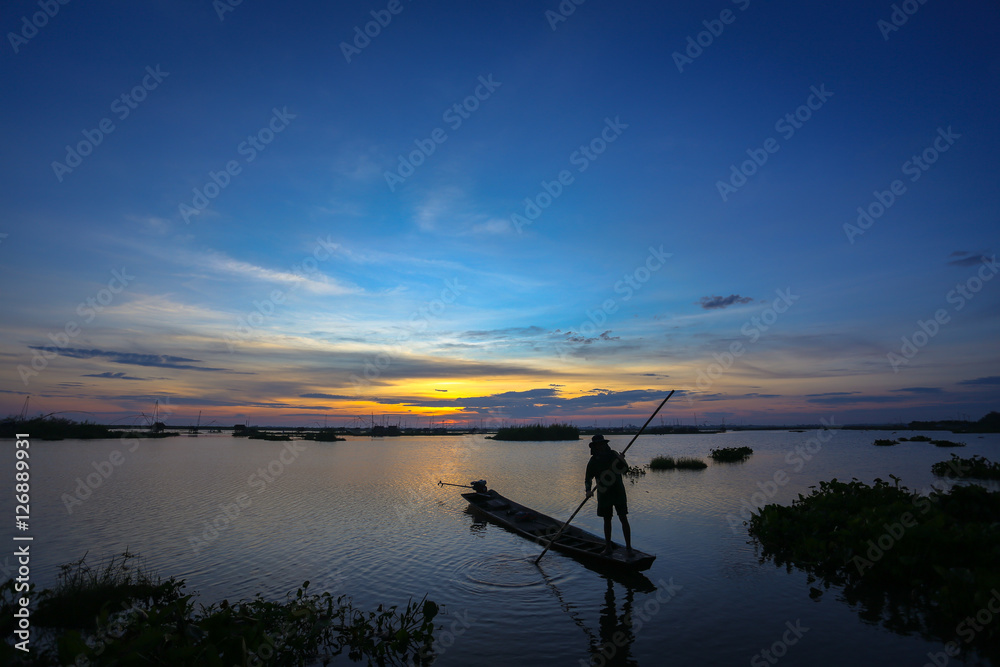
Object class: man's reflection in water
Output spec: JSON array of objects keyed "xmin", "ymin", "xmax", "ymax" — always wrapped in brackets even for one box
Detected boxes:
[{"xmin": 590, "ymin": 578, "xmax": 638, "ymax": 667}]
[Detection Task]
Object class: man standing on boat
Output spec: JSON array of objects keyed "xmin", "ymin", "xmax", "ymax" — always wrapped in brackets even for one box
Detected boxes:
[{"xmin": 585, "ymin": 434, "xmax": 632, "ymax": 555}]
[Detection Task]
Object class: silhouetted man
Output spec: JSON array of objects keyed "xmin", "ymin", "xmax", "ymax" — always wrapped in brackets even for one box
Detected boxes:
[{"xmin": 585, "ymin": 434, "xmax": 632, "ymax": 555}]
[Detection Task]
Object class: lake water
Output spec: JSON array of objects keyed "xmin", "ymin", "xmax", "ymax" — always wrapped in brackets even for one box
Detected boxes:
[{"xmin": 7, "ymin": 429, "xmax": 1000, "ymax": 665}]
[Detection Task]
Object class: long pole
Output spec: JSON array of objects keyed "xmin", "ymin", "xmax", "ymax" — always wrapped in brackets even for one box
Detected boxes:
[{"xmin": 534, "ymin": 390, "xmax": 674, "ymax": 565}]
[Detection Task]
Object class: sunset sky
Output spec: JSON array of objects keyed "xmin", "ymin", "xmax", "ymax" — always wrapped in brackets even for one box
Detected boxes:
[{"xmin": 2, "ymin": 1, "xmax": 998, "ymax": 427}]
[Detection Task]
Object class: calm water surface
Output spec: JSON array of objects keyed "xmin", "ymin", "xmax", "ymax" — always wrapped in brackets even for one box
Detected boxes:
[{"xmin": 8, "ymin": 430, "xmax": 1000, "ymax": 666}]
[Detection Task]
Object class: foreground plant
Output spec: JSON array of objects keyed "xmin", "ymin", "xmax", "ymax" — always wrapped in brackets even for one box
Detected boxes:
[
  {"xmin": 1, "ymin": 552, "xmax": 438, "ymax": 666},
  {"xmin": 748, "ymin": 477, "xmax": 1000, "ymax": 662}
]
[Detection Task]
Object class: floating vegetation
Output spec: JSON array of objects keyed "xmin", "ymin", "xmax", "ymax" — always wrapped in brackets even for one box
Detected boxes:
[
  {"xmin": 233, "ymin": 426, "xmax": 292, "ymax": 441},
  {"xmin": 872, "ymin": 439, "xmax": 898, "ymax": 447},
  {"xmin": 303, "ymin": 429, "xmax": 346, "ymax": 442},
  {"xmin": 624, "ymin": 465, "xmax": 647, "ymax": 483},
  {"xmin": 932, "ymin": 454, "xmax": 1000, "ymax": 480},
  {"xmin": 648, "ymin": 455, "xmax": 707, "ymax": 470},
  {"xmin": 709, "ymin": 446, "xmax": 754, "ymax": 462},
  {"xmin": 748, "ymin": 477, "xmax": 1000, "ymax": 662},
  {"xmin": 899, "ymin": 435, "xmax": 932, "ymax": 442},
  {"xmin": 1, "ymin": 551, "xmax": 439, "ymax": 666},
  {"xmin": 248, "ymin": 432, "xmax": 292, "ymax": 441},
  {"xmin": 931, "ymin": 439, "xmax": 966, "ymax": 448},
  {"xmin": 489, "ymin": 423, "xmax": 580, "ymax": 441}
]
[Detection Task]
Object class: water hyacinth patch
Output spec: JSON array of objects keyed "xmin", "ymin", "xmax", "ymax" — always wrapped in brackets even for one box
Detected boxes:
[
  {"xmin": 710, "ymin": 446, "xmax": 754, "ymax": 462},
  {"xmin": 931, "ymin": 454, "xmax": 1000, "ymax": 481},
  {"xmin": 748, "ymin": 476, "xmax": 1000, "ymax": 663}
]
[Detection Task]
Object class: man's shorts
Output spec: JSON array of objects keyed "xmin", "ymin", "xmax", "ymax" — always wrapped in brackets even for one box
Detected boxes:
[{"xmin": 596, "ymin": 487, "xmax": 628, "ymax": 518}]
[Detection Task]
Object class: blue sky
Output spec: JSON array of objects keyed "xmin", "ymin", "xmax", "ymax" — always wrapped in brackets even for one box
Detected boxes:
[{"xmin": 1, "ymin": 0, "xmax": 998, "ymax": 426}]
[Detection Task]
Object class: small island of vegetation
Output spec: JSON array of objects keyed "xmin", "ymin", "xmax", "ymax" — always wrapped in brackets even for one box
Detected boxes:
[
  {"xmin": 303, "ymin": 429, "xmax": 346, "ymax": 442},
  {"xmin": 872, "ymin": 438, "xmax": 898, "ymax": 446},
  {"xmin": 488, "ymin": 423, "xmax": 580, "ymax": 441},
  {"xmin": 709, "ymin": 446, "xmax": 754, "ymax": 462},
  {"xmin": 648, "ymin": 455, "xmax": 707, "ymax": 470}
]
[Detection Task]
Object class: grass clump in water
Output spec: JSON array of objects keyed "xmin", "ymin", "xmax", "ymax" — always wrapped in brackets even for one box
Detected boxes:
[
  {"xmin": 931, "ymin": 439, "xmax": 966, "ymax": 447},
  {"xmin": 899, "ymin": 435, "xmax": 932, "ymax": 442},
  {"xmin": 648, "ymin": 455, "xmax": 707, "ymax": 470},
  {"xmin": 709, "ymin": 446, "xmax": 754, "ymax": 462},
  {"xmin": 872, "ymin": 439, "xmax": 898, "ymax": 447}
]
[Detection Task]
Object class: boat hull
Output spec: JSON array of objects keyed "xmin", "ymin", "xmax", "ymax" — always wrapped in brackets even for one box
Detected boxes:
[{"xmin": 461, "ymin": 490, "xmax": 656, "ymax": 571}]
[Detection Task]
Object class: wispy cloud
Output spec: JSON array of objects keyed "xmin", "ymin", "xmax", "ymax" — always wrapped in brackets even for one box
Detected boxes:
[
  {"xmin": 698, "ymin": 294, "xmax": 754, "ymax": 310},
  {"xmin": 947, "ymin": 251, "xmax": 992, "ymax": 267},
  {"xmin": 202, "ymin": 253, "xmax": 360, "ymax": 296},
  {"xmin": 957, "ymin": 376, "xmax": 1000, "ymax": 386},
  {"xmin": 82, "ymin": 371, "xmax": 149, "ymax": 381},
  {"xmin": 30, "ymin": 346, "xmax": 251, "ymax": 373}
]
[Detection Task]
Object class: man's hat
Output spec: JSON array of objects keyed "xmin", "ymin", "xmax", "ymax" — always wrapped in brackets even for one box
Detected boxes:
[{"xmin": 589, "ymin": 434, "xmax": 609, "ymax": 446}]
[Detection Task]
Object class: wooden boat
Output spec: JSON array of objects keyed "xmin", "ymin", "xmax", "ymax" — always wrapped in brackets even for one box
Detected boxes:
[{"xmin": 461, "ymin": 489, "xmax": 656, "ymax": 571}]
